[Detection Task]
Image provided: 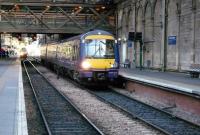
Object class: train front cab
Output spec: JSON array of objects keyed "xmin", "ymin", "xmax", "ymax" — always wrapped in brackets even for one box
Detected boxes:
[{"xmin": 78, "ymin": 33, "xmax": 119, "ymax": 84}]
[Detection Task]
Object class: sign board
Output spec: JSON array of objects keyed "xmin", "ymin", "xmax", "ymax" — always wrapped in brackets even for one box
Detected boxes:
[
  {"xmin": 128, "ymin": 41, "xmax": 132, "ymax": 48},
  {"xmin": 168, "ymin": 36, "xmax": 176, "ymax": 45},
  {"xmin": 117, "ymin": 43, "xmax": 121, "ymax": 48},
  {"xmin": 128, "ymin": 32, "xmax": 135, "ymax": 41}
]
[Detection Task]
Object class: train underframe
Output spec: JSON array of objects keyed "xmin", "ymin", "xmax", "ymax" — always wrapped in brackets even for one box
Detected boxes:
[{"xmin": 42, "ymin": 59, "xmax": 118, "ymax": 86}]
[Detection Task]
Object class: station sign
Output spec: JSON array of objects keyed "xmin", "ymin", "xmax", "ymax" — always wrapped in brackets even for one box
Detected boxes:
[
  {"xmin": 168, "ymin": 36, "xmax": 176, "ymax": 45},
  {"xmin": 128, "ymin": 41, "xmax": 132, "ymax": 48}
]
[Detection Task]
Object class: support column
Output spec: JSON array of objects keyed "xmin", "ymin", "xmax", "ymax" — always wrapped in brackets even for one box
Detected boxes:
[
  {"xmin": 0, "ymin": 34, "xmax": 1, "ymax": 50},
  {"xmin": 140, "ymin": 40, "xmax": 143, "ymax": 70},
  {"xmin": 164, "ymin": 0, "xmax": 168, "ymax": 71},
  {"xmin": 0, "ymin": 6, "xmax": 1, "ymax": 45},
  {"xmin": 161, "ymin": 0, "xmax": 167, "ymax": 71},
  {"xmin": 177, "ymin": 2, "xmax": 181, "ymax": 71},
  {"xmin": 192, "ymin": 2, "xmax": 196, "ymax": 63}
]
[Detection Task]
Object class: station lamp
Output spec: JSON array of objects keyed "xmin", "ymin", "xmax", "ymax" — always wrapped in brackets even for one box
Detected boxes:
[
  {"xmin": 123, "ymin": 37, "xmax": 127, "ymax": 42},
  {"xmin": 101, "ymin": 6, "xmax": 106, "ymax": 9},
  {"xmin": 96, "ymin": 8, "xmax": 100, "ymax": 11}
]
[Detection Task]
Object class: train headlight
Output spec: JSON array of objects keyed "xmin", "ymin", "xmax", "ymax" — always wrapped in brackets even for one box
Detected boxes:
[
  {"xmin": 20, "ymin": 52, "xmax": 23, "ymax": 56},
  {"xmin": 111, "ymin": 62, "xmax": 118, "ymax": 68},
  {"xmin": 81, "ymin": 61, "xmax": 91, "ymax": 69}
]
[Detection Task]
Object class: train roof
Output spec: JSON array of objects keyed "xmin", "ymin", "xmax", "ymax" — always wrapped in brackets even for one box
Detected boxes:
[{"xmin": 61, "ymin": 30, "xmax": 114, "ymax": 42}]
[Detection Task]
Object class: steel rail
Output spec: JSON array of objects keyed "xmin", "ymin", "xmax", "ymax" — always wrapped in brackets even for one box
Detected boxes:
[
  {"xmin": 32, "ymin": 60, "xmax": 200, "ymax": 135},
  {"xmin": 23, "ymin": 60, "xmax": 104, "ymax": 135},
  {"xmin": 87, "ymin": 88, "xmax": 200, "ymax": 135},
  {"xmin": 40, "ymin": 69, "xmax": 170, "ymax": 135},
  {"xmin": 30, "ymin": 60, "xmax": 105, "ymax": 135},
  {"xmin": 23, "ymin": 60, "xmax": 52, "ymax": 135}
]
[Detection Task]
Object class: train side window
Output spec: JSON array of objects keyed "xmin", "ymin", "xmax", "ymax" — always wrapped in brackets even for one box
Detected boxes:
[{"xmin": 72, "ymin": 45, "xmax": 76, "ymax": 61}]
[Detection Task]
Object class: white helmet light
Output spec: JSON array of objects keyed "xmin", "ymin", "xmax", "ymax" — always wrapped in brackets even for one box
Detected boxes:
[{"xmin": 81, "ymin": 60, "xmax": 91, "ymax": 69}]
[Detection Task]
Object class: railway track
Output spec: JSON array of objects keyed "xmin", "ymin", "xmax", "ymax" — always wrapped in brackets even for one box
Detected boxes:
[
  {"xmin": 23, "ymin": 60, "xmax": 104, "ymax": 135},
  {"xmin": 88, "ymin": 89, "xmax": 200, "ymax": 135}
]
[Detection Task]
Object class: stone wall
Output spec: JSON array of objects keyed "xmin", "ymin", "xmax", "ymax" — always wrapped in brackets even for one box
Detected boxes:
[{"xmin": 117, "ymin": 0, "xmax": 200, "ymax": 71}]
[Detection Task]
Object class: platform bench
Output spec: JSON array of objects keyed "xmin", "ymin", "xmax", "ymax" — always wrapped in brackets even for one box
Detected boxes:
[{"xmin": 189, "ymin": 64, "xmax": 200, "ymax": 78}]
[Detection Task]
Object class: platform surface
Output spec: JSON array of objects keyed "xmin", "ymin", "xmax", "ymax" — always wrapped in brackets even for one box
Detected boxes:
[
  {"xmin": 0, "ymin": 59, "xmax": 27, "ymax": 135},
  {"xmin": 119, "ymin": 68, "xmax": 200, "ymax": 96}
]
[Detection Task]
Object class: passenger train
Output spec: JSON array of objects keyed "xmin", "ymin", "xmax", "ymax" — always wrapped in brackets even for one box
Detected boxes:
[{"xmin": 40, "ymin": 30, "xmax": 119, "ymax": 85}]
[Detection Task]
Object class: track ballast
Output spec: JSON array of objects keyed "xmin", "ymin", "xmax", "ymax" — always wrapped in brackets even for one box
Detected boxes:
[
  {"xmin": 23, "ymin": 60, "xmax": 103, "ymax": 135},
  {"xmin": 90, "ymin": 89, "xmax": 200, "ymax": 135}
]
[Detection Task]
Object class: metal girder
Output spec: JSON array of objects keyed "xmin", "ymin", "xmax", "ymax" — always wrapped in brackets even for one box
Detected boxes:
[
  {"xmin": 90, "ymin": 8, "xmax": 115, "ymax": 30},
  {"xmin": 0, "ymin": 11, "xmax": 17, "ymax": 28},
  {"xmin": 58, "ymin": 7, "xmax": 83, "ymax": 28},
  {"xmin": 0, "ymin": 2, "xmax": 113, "ymax": 8},
  {"xmin": 89, "ymin": 8, "xmax": 108, "ymax": 24},
  {"xmin": 24, "ymin": 6, "xmax": 50, "ymax": 29},
  {"xmin": 26, "ymin": 6, "xmax": 51, "ymax": 28},
  {"xmin": 0, "ymin": 1, "xmax": 116, "ymax": 34},
  {"xmin": 0, "ymin": 27, "xmax": 85, "ymax": 34},
  {"xmin": 57, "ymin": 7, "xmax": 85, "ymax": 32}
]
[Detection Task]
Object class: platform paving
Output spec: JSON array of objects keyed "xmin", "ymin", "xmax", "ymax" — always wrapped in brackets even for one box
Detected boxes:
[
  {"xmin": 119, "ymin": 68, "xmax": 200, "ymax": 96},
  {"xmin": 0, "ymin": 59, "xmax": 28, "ymax": 135}
]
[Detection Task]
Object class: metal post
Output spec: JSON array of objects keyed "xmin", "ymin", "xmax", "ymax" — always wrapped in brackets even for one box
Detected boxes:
[
  {"xmin": 161, "ymin": 0, "xmax": 166, "ymax": 71},
  {"xmin": 177, "ymin": 6, "xmax": 181, "ymax": 71},
  {"xmin": 134, "ymin": 3, "xmax": 137, "ymax": 68},
  {"xmin": 0, "ymin": 33, "xmax": 1, "ymax": 50},
  {"xmin": 0, "ymin": 34, "xmax": 1, "ymax": 59},
  {"xmin": 193, "ymin": 5, "xmax": 196, "ymax": 64},
  {"xmin": 0, "ymin": 5, "xmax": 1, "ymax": 51},
  {"xmin": 140, "ymin": 40, "xmax": 143, "ymax": 70},
  {"xmin": 163, "ymin": 0, "xmax": 168, "ymax": 71}
]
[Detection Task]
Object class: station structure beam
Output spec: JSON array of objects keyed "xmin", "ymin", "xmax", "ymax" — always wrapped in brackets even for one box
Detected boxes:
[{"xmin": 0, "ymin": 1, "xmax": 115, "ymax": 34}]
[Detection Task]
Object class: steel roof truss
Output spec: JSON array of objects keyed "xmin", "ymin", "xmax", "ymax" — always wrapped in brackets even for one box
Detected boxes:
[
  {"xmin": 24, "ymin": 6, "xmax": 50, "ymax": 29},
  {"xmin": 89, "ymin": 8, "xmax": 108, "ymax": 24},
  {"xmin": 58, "ymin": 7, "xmax": 83, "ymax": 29},
  {"xmin": 26, "ymin": 6, "xmax": 51, "ymax": 28},
  {"xmin": 90, "ymin": 9, "xmax": 114, "ymax": 30},
  {"xmin": 57, "ymin": 7, "xmax": 85, "ymax": 32},
  {"xmin": 0, "ymin": 11, "xmax": 17, "ymax": 28}
]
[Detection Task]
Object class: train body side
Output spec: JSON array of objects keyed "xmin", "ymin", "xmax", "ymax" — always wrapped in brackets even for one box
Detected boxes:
[{"xmin": 40, "ymin": 30, "xmax": 119, "ymax": 83}]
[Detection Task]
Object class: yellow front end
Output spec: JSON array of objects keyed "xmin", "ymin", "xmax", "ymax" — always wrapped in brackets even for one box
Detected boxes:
[
  {"xmin": 79, "ymin": 58, "xmax": 118, "ymax": 82},
  {"xmin": 85, "ymin": 59, "xmax": 115, "ymax": 70},
  {"xmin": 78, "ymin": 32, "xmax": 119, "ymax": 82}
]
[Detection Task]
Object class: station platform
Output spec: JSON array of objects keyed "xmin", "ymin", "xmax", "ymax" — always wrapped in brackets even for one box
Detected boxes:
[
  {"xmin": 119, "ymin": 68, "xmax": 200, "ymax": 96},
  {"xmin": 0, "ymin": 59, "xmax": 28, "ymax": 135}
]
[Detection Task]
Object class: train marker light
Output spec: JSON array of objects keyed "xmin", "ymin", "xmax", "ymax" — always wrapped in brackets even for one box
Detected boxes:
[{"xmin": 111, "ymin": 62, "xmax": 118, "ymax": 68}]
